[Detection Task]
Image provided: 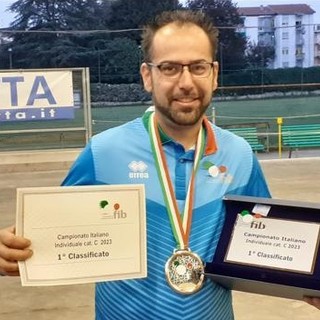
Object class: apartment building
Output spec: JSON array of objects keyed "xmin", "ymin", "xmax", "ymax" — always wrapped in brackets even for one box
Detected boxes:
[
  {"xmin": 238, "ymin": 4, "xmax": 315, "ymax": 68},
  {"xmin": 315, "ymin": 24, "xmax": 320, "ymax": 66}
]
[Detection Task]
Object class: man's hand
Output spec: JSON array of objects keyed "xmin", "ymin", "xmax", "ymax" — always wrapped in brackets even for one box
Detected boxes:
[{"xmin": 0, "ymin": 226, "xmax": 33, "ymax": 276}]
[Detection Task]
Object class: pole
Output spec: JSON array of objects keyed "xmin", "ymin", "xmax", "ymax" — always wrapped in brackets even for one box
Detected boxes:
[
  {"xmin": 98, "ymin": 50, "xmax": 101, "ymax": 85},
  {"xmin": 261, "ymin": 52, "xmax": 264, "ymax": 94},
  {"xmin": 8, "ymin": 48, "xmax": 13, "ymax": 69},
  {"xmin": 211, "ymin": 105, "xmax": 216, "ymax": 124},
  {"xmin": 219, "ymin": 45, "xmax": 224, "ymax": 96},
  {"xmin": 277, "ymin": 117, "xmax": 283, "ymax": 158}
]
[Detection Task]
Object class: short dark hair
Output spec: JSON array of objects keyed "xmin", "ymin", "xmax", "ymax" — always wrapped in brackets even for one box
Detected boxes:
[{"xmin": 141, "ymin": 10, "xmax": 219, "ymax": 62}]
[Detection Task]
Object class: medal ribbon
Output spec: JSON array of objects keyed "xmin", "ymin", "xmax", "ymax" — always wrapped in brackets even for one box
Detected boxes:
[{"xmin": 148, "ymin": 112, "xmax": 206, "ymax": 250}]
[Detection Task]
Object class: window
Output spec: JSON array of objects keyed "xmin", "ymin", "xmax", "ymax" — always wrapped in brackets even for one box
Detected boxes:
[
  {"xmin": 282, "ymin": 16, "xmax": 289, "ymax": 26},
  {"xmin": 282, "ymin": 47, "xmax": 289, "ymax": 55},
  {"xmin": 282, "ymin": 32, "xmax": 289, "ymax": 40}
]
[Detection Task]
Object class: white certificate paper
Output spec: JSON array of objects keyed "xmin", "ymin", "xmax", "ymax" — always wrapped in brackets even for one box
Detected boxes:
[
  {"xmin": 225, "ymin": 215, "xmax": 320, "ymax": 273},
  {"xmin": 16, "ymin": 185, "xmax": 146, "ymax": 286}
]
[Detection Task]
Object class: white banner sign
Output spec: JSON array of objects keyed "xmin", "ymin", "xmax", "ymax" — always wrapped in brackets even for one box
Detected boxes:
[{"xmin": 0, "ymin": 70, "xmax": 74, "ymax": 121}]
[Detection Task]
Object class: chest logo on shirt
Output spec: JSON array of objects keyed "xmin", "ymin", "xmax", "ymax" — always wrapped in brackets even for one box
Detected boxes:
[
  {"xmin": 128, "ymin": 161, "xmax": 149, "ymax": 179},
  {"xmin": 201, "ymin": 161, "xmax": 233, "ymax": 184}
]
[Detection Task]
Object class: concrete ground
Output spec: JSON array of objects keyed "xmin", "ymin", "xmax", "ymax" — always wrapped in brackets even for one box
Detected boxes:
[{"xmin": 0, "ymin": 148, "xmax": 320, "ymax": 320}]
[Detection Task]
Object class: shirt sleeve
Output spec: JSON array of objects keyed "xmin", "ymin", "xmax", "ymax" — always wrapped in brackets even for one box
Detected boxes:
[
  {"xmin": 61, "ymin": 142, "xmax": 98, "ymax": 186},
  {"xmin": 243, "ymin": 154, "xmax": 271, "ymax": 198}
]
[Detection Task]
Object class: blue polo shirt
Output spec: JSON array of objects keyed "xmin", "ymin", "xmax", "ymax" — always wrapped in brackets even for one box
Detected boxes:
[{"xmin": 62, "ymin": 112, "xmax": 270, "ymax": 320}]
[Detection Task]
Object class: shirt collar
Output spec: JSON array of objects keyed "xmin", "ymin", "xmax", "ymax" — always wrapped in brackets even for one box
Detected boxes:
[{"xmin": 142, "ymin": 110, "xmax": 217, "ymax": 155}]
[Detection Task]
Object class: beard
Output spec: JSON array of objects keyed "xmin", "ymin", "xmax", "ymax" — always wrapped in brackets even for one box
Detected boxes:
[{"xmin": 153, "ymin": 94, "xmax": 211, "ymax": 127}]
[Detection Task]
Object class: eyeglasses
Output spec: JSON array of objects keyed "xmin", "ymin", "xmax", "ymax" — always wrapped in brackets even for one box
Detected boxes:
[{"xmin": 146, "ymin": 61, "xmax": 214, "ymax": 78}]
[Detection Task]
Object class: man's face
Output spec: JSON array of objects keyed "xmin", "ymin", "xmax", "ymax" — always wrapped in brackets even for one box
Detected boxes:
[{"xmin": 141, "ymin": 22, "xmax": 218, "ymax": 128}]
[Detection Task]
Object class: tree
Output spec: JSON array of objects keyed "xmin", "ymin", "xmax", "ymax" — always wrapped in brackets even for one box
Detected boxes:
[
  {"xmin": 106, "ymin": 0, "xmax": 182, "ymax": 42},
  {"xmin": 88, "ymin": 37, "xmax": 142, "ymax": 84},
  {"xmin": 0, "ymin": 0, "xmax": 181, "ymax": 83},
  {"xmin": 246, "ymin": 42, "xmax": 275, "ymax": 68},
  {"xmin": 9, "ymin": 0, "xmax": 104, "ymax": 30},
  {"xmin": 2, "ymin": 0, "xmax": 105, "ymax": 69},
  {"xmin": 186, "ymin": 0, "xmax": 247, "ymax": 74}
]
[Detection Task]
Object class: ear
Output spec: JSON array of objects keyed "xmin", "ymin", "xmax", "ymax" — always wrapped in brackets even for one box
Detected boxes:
[
  {"xmin": 140, "ymin": 62, "xmax": 153, "ymax": 93},
  {"xmin": 211, "ymin": 61, "xmax": 219, "ymax": 92}
]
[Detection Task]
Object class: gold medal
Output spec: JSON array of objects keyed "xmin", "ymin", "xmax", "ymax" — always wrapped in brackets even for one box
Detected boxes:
[{"xmin": 165, "ymin": 249, "xmax": 205, "ymax": 295}]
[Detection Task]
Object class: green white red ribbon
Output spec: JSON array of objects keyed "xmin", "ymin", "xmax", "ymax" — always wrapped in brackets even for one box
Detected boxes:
[{"xmin": 148, "ymin": 112, "xmax": 205, "ymax": 249}]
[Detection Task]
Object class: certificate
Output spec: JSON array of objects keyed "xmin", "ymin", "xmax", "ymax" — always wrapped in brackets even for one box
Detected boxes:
[
  {"xmin": 16, "ymin": 185, "xmax": 146, "ymax": 286},
  {"xmin": 225, "ymin": 216, "xmax": 320, "ymax": 273}
]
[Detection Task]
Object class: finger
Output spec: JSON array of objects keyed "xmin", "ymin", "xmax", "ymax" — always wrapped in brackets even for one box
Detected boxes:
[
  {"xmin": 0, "ymin": 257, "xmax": 20, "ymax": 275},
  {"xmin": 0, "ymin": 244, "xmax": 33, "ymax": 262},
  {"xmin": 303, "ymin": 297, "xmax": 320, "ymax": 309},
  {"xmin": 0, "ymin": 228, "xmax": 31, "ymax": 250},
  {"xmin": 2, "ymin": 271, "xmax": 21, "ymax": 276}
]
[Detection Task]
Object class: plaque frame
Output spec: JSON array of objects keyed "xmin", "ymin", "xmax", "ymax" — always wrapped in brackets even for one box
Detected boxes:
[{"xmin": 205, "ymin": 195, "xmax": 320, "ymax": 300}]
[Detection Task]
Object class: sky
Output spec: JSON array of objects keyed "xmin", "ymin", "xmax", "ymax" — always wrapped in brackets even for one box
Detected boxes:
[
  {"xmin": 0, "ymin": 0, "xmax": 14, "ymax": 28},
  {"xmin": 0, "ymin": 0, "xmax": 320, "ymax": 27}
]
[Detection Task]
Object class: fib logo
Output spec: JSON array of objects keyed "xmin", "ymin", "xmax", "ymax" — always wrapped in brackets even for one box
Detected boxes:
[
  {"xmin": 99, "ymin": 200, "xmax": 127, "ymax": 220},
  {"xmin": 237, "ymin": 209, "xmax": 266, "ymax": 229}
]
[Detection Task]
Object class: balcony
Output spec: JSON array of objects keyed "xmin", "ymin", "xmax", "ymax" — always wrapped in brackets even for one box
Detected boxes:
[
  {"xmin": 295, "ymin": 52, "xmax": 305, "ymax": 60},
  {"xmin": 258, "ymin": 17, "xmax": 274, "ymax": 33},
  {"xmin": 258, "ymin": 34, "xmax": 275, "ymax": 47},
  {"xmin": 296, "ymin": 38, "xmax": 304, "ymax": 46},
  {"xmin": 296, "ymin": 25, "xmax": 305, "ymax": 33}
]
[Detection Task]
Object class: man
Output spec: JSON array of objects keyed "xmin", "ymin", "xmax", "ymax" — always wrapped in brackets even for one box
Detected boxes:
[{"xmin": 0, "ymin": 10, "xmax": 319, "ymax": 320}]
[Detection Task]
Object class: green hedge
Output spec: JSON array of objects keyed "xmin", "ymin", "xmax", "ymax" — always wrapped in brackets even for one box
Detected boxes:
[
  {"xmin": 90, "ymin": 66, "xmax": 320, "ymax": 103},
  {"xmin": 91, "ymin": 83, "xmax": 151, "ymax": 104}
]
